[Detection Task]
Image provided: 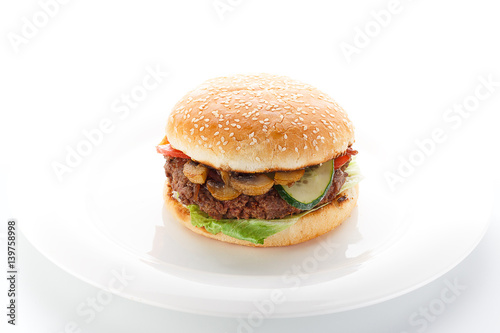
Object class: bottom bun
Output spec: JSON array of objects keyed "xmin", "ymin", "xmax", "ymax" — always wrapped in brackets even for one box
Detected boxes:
[{"xmin": 163, "ymin": 181, "xmax": 359, "ymax": 247}]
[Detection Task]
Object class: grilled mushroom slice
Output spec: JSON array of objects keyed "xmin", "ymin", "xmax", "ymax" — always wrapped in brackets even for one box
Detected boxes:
[
  {"xmin": 274, "ymin": 169, "xmax": 305, "ymax": 186},
  {"xmin": 220, "ymin": 170, "xmax": 231, "ymax": 185},
  {"xmin": 183, "ymin": 161, "xmax": 208, "ymax": 184},
  {"xmin": 229, "ymin": 173, "xmax": 274, "ymax": 196},
  {"xmin": 206, "ymin": 180, "xmax": 241, "ymax": 201}
]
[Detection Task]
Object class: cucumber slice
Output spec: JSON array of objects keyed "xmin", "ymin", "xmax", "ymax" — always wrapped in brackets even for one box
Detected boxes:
[{"xmin": 275, "ymin": 159, "xmax": 334, "ymax": 210}]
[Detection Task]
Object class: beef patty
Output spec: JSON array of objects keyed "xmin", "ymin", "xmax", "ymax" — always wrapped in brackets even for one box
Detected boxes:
[{"xmin": 164, "ymin": 157, "xmax": 349, "ymax": 220}]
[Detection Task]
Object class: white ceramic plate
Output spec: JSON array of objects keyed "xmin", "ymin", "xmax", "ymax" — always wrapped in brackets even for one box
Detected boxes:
[{"xmin": 13, "ymin": 120, "xmax": 493, "ymax": 317}]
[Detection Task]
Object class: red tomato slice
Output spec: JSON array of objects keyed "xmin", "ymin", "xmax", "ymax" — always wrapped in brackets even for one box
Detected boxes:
[
  {"xmin": 334, "ymin": 147, "xmax": 358, "ymax": 169},
  {"xmin": 156, "ymin": 144, "xmax": 190, "ymax": 159},
  {"xmin": 334, "ymin": 155, "xmax": 350, "ymax": 169}
]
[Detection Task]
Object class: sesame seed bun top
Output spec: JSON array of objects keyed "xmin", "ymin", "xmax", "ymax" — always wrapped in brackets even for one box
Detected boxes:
[{"xmin": 165, "ymin": 73, "xmax": 355, "ymax": 172}]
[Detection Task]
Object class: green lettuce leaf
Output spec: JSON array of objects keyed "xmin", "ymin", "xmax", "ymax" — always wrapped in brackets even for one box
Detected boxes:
[
  {"xmin": 339, "ymin": 156, "xmax": 363, "ymax": 194},
  {"xmin": 187, "ymin": 204, "xmax": 325, "ymax": 245}
]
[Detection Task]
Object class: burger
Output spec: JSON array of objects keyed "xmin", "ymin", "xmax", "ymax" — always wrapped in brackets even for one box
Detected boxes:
[{"xmin": 157, "ymin": 74, "xmax": 361, "ymax": 247}]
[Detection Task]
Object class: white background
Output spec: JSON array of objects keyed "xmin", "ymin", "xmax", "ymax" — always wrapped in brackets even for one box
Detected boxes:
[{"xmin": 1, "ymin": 0, "xmax": 500, "ymax": 332}]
